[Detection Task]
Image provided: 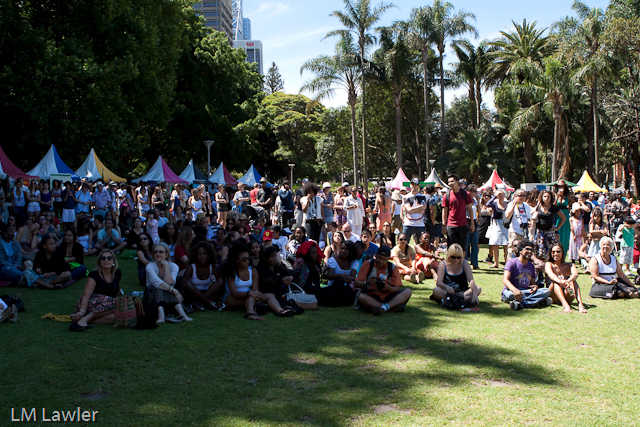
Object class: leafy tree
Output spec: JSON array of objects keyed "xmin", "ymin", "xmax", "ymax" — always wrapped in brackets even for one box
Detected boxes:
[
  {"xmin": 447, "ymin": 126, "xmax": 509, "ymax": 184},
  {"xmin": 427, "ymin": 0, "xmax": 478, "ymax": 157},
  {"xmin": 488, "ymin": 20, "xmax": 551, "ymax": 182},
  {"xmin": 300, "ymin": 34, "xmax": 361, "ymax": 185},
  {"xmin": 327, "ymin": 0, "xmax": 396, "ymax": 188},
  {"xmin": 264, "ymin": 62, "xmax": 285, "ymax": 94}
]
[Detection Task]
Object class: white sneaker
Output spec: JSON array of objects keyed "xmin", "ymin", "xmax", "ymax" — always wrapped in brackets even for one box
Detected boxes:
[
  {"xmin": 509, "ymin": 300, "xmax": 521, "ymax": 310},
  {"xmin": 546, "ymin": 297, "xmax": 553, "ymax": 307}
]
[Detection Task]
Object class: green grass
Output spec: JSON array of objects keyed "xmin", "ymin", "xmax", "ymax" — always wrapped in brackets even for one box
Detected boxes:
[{"xmin": 2, "ymin": 248, "xmax": 640, "ymax": 426}]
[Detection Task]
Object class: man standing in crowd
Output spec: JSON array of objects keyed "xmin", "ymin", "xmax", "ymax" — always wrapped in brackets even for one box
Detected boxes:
[
  {"xmin": 293, "ymin": 179, "xmax": 307, "ymax": 230},
  {"xmin": 234, "ymin": 183, "xmax": 251, "ymax": 212},
  {"xmin": 502, "ymin": 239, "xmax": 551, "ymax": 310},
  {"xmin": 92, "ymin": 181, "xmax": 111, "ymax": 219},
  {"xmin": 257, "ymin": 177, "xmax": 272, "ymax": 215},
  {"xmin": 505, "ymin": 188, "xmax": 532, "ymax": 255},
  {"xmin": 355, "ymin": 246, "xmax": 412, "ymax": 315},
  {"xmin": 344, "ymin": 187, "xmax": 365, "ymax": 236},
  {"xmin": 442, "ymin": 174, "xmax": 474, "ymax": 250},
  {"xmin": 402, "ymin": 178, "xmax": 427, "ymax": 245},
  {"xmin": 278, "ymin": 181, "xmax": 294, "ymax": 229},
  {"xmin": 61, "ymin": 181, "xmax": 77, "ymax": 230}
]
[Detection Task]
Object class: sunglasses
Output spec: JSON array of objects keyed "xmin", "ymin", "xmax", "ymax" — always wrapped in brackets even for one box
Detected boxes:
[
  {"xmin": 100, "ymin": 256, "xmax": 114, "ymax": 261},
  {"xmin": 398, "ymin": 238, "xmax": 407, "ymax": 241},
  {"xmin": 140, "ymin": 237, "xmax": 149, "ymax": 241},
  {"xmin": 450, "ymin": 256, "xmax": 461, "ymax": 259},
  {"xmin": 239, "ymin": 257, "xmax": 250, "ymax": 262},
  {"xmin": 153, "ymin": 250, "xmax": 166, "ymax": 254}
]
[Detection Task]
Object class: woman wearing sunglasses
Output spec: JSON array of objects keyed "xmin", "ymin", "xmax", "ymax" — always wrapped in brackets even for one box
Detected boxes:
[
  {"xmin": 146, "ymin": 242, "xmax": 192, "ymax": 323},
  {"xmin": 432, "ymin": 243, "xmax": 481, "ymax": 308},
  {"xmin": 69, "ymin": 249, "xmax": 121, "ymax": 331}
]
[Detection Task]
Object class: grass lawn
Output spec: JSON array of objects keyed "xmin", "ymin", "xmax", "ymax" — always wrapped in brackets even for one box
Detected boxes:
[{"xmin": 2, "ymin": 247, "xmax": 640, "ymax": 426}]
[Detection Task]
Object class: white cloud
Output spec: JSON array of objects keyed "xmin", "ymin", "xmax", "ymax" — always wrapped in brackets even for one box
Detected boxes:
[{"xmin": 246, "ymin": 2, "xmax": 290, "ymax": 19}]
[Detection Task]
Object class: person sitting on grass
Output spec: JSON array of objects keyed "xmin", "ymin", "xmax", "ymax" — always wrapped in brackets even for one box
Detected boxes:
[
  {"xmin": 354, "ymin": 245, "xmax": 412, "ymax": 316},
  {"xmin": 181, "ymin": 241, "xmax": 223, "ymax": 311},
  {"xmin": 69, "ymin": 249, "xmax": 121, "ymax": 332},
  {"xmin": 320, "ymin": 240, "xmax": 358, "ymax": 306},
  {"xmin": 222, "ymin": 242, "xmax": 294, "ymax": 320},
  {"xmin": 95, "ymin": 218, "xmax": 127, "ymax": 254},
  {"xmin": 56, "ymin": 228, "xmax": 88, "ymax": 281},
  {"xmin": 545, "ymin": 244, "xmax": 587, "ymax": 313},
  {"xmin": 292, "ymin": 240, "xmax": 324, "ymax": 294},
  {"xmin": 27, "ymin": 235, "xmax": 72, "ymax": 289},
  {"xmin": 431, "ymin": 243, "xmax": 481, "ymax": 308},
  {"xmin": 258, "ymin": 245, "xmax": 295, "ymax": 303},
  {"xmin": 589, "ymin": 236, "xmax": 638, "ymax": 299},
  {"xmin": 391, "ymin": 233, "xmax": 423, "ymax": 283},
  {"xmin": 146, "ymin": 242, "xmax": 192, "ymax": 323},
  {"xmin": 414, "ymin": 230, "xmax": 441, "ymax": 282},
  {"xmin": 136, "ymin": 232, "xmax": 153, "ymax": 286},
  {"xmin": 502, "ymin": 239, "xmax": 552, "ymax": 310},
  {"xmin": 0, "ymin": 224, "xmax": 23, "ymax": 285}
]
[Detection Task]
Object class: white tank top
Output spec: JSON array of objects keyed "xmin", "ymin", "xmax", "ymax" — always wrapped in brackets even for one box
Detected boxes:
[
  {"xmin": 234, "ymin": 266, "xmax": 252, "ymax": 293},
  {"xmin": 188, "ymin": 264, "xmax": 214, "ymax": 291},
  {"xmin": 192, "ymin": 198, "xmax": 203, "ymax": 214},
  {"xmin": 393, "ymin": 200, "xmax": 402, "ymax": 216},
  {"xmin": 593, "ymin": 253, "xmax": 617, "ymax": 283}
]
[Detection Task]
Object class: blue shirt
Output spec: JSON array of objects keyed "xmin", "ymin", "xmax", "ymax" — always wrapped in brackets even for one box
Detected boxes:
[
  {"xmin": 278, "ymin": 189, "xmax": 294, "ymax": 211},
  {"xmin": 1, "ymin": 239, "xmax": 14, "ymax": 258}
]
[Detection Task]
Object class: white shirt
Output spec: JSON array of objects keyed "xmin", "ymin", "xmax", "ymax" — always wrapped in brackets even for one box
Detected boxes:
[
  {"xmin": 508, "ymin": 201, "xmax": 532, "ymax": 235},
  {"xmin": 343, "ymin": 195, "xmax": 364, "ymax": 226},
  {"xmin": 302, "ymin": 195, "xmax": 323, "ymax": 222}
]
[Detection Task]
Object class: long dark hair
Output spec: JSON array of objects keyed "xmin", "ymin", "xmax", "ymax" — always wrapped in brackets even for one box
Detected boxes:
[
  {"xmin": 222, "ymin": 241, "xmax": 250, "ymax": 279},
  {"xmin": 188, "ymin": 241, "xmax": 217, "ymax": 266},
  {"xmin": 138, "ymin": 232, "xmax": 153, "ymax": 257},
  {"xmin": 340, "ymin": 241, "xmax": 358, "ymax": 262}
]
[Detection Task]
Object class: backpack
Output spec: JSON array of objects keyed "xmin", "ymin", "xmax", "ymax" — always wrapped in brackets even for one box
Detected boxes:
[{"xmin": 366, "ymin": 259, "xmax": 396, "ymax": 280}]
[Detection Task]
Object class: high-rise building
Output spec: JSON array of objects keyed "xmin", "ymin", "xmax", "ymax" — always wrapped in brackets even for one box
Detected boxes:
[
  {"xmin": 233, "ymin": 40, "xmax": 263, "ymax": 74},
  {"xmin": 193, "ymin": 0, "xmax": 233, "ymax": 43},
  {"xmin": 243, "ymin": 18, "xmax": 251, "ymax": 40},
  {"xmin": 232, "ymin": 0, "xmax": 245, "ymax": 40}
]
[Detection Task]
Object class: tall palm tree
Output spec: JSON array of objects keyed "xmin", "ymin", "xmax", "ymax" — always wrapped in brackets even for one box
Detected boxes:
[
  {"xmin": 327, "ymin": 0, "xmax": 395, "ymax": 189},
  {"xmin": 448, "ymin": 127, "xmax": 510, "ymax": 184},
  {"xmin": 300, "ymin": 35, "xmax": 362, "ymax": 186},
  {"xmin": 395, "ymin": 7, "xmax": 437, "ymax": 173},
  {"xmin": 428, "ymin": 0, "xmax": 478, "ymax": 157},
  {"xmin": 488, "ymin": 19, "xmax": 550, "ymax": 182},
  {"xmin": 374, "ymin": 27, "xmax": 416, "ymax": 168}
]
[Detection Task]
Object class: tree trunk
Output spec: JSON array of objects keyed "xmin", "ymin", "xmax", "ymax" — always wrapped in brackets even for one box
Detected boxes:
[
  {"xmin": 395, "ymin": 91, "xmax": 403, "ymax": 169},
  {"xmin": 468, "ymin": 81, "xmax": 477, "ymax": 130},
  {"xmin": 586, "ymin": 98, "xmax": 594, "ymax": 178},
  {"xmin": 475, "ymin": 80, "xmax": 483, "ymax": 128},
  {"xmin": 439, "ymin": 48, "xmax": 446, "ymax": 158},
  {"xmin": 521, "ymin": 94, "xmax": 533, "ymax": 182},
  {"xmin": 592, "ymin": 72, "xmax": 599, "ymax": 184},
  {"xmin": 635, "ymin": 135, "xmax": 640, "ymax": 197},
  {"xmin": 349, "ymin": 100, "xmax": 359, "ymax": 188},
  {"xmin": 551, "ymin": 104, "xmax": 562, "ymax": 182},
  {"xmin": 360, "ymin": 40, "xmax": 368, "ymax": 191},
  {"xmin": 414, "ymin": 122, "xmax": 423, "ymax": 179},
  {"xmin": 422, "ymin": 52, "xmax": 431, "ymax": 173},
  {"xmin": 559, "ymin": 114, "xmax": 571, "ymax": 179}
]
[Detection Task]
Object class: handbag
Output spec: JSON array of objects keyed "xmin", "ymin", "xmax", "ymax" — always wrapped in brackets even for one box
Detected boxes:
[
  {"xmin": 285, "ymin": 283, "xmax": 318, "ymax": 310},
  {"xmin": 114, "ymin": 295, "xmax": 137, "ymax": 328}
]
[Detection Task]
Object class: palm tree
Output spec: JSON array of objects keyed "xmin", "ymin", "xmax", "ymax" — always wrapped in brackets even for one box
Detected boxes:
[
  {"xmin": 488, "ymin": 19, "xmax": 550, "ymax": 182},
  {"xmin": 374, "ymin": 27, "xmax": 416, "ymax": 168},
  {"xmin": 428, "ymin": 0, "xmax": 478, "ymax": 157},
  {"xmin": 395, "ymin": 7, "xmax": 437, "ymax": 173},
  {"xmin": 448, "ymin": 127, "xmax": 510, "ymax": 184},
  {"xmin": 327, "ymin": 0, "xmax": 395, "ymax": 189},
  {"xmin": 300, "ymin": 35, "xmax": 362, "ymax": 186}
]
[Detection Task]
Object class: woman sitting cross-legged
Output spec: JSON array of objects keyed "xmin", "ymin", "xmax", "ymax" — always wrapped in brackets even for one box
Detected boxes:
[
  {"xmin": 431, "ymin": 243, "xmax": 482, "ymax": 308},
  {"xmin": 27, "ymin": 235, "xmax": 72, "ymax": 289},
  {"xmin": 391, "ymin": 233, "xmax": 423, "ymax": 283},
  {"xmin": 258, "ymin": 245, "xmax": 300, "ymax": 312},
  {"xmin": 69, "ymin": 249, "xmax": 121, "ymax": 332},
  {"xmin": 56, "ymin": 228, "xmax": 88, "ymax": 281},
  {"xmin": 319, "ymin": 240, "xmax": 358, "ymax": 306},
  {"xmin": 180, "ymin": 241, "xmax": 223, "ymax": 311},
  {"xmin": 146, "ymin": 242, "xmax": 193, "ymax": 323},
  {"xmin": 222, "ymin": 241, "xmax": 294, "ymax": 320},
  {"xmin": 545, "ymin": 244, "xmax": 587, "ymax": 313},
  {"xmin": 589, "ymin": 236, "xmax": 638, "ymax": 299}
]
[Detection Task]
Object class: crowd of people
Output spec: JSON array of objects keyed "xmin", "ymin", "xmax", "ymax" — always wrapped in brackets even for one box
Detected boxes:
[{"xmin": 0, "ymin": 174, "xmax": 638, "ymax": 328}]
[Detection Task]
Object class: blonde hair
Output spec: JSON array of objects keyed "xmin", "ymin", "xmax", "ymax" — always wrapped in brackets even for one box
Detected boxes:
[
  {"xmin": 446, "ymin": 243, "xmax": 464, "ymax": 262},
  {"xmin": 153, "ymin": 242, "xmax": 171, "ymax": 261},
  {"xmin": 95, "ymin": 249, "xmax": 118, "ymax": 275}
]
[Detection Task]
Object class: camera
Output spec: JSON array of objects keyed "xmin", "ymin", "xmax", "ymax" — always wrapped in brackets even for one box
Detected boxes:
[{"xmin": 375, "ymin": 278, "xmax": 386, "ymax": 290}]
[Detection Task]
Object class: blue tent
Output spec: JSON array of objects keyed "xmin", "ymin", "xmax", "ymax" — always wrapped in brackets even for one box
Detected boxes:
[
  {"xmin": 27, "ymin": 145, "xmax": 80, "ymax": 181},
  {"xmin": 237, "ymin": 164, "xmax": 263, "ymax": 186}
]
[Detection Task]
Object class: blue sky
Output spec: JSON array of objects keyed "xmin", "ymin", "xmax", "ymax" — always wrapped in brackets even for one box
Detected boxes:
[{"xmin": 245, "ymin": 0, "xmax": 602, "ymax": 109}]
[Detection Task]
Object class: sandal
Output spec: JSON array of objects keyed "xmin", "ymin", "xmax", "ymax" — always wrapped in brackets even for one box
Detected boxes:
[
  {"xmin": 244, "ymin": 312, "xmax": 264, "ymax": 320},
  {"xmin": 275, "ymin": 309, "xmax": 295, "ymax": 317},
  {"xmin": 69, "ymin": 322, "xmax": 86, "ymax": 332}
]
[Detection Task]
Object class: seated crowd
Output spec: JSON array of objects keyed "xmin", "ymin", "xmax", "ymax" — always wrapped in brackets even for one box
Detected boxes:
[{"xmin": 1, "ymin": 175, "xmax": 638, "ymax": 330}]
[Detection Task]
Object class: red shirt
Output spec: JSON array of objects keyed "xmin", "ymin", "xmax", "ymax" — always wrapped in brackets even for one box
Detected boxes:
[
  {"xmin": 250, "ymin": 188, "xmax": 259, "ymax": 205},
  {"xmin": 443, "ymin": 190, "xmax": 472, "ymax": 227}
]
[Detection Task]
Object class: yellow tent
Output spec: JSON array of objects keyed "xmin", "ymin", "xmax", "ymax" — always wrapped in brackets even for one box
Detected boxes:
[
  {"xmin": 574, "ymin": 171, "xmax": 605, "ymax": 192},
  {"xmin": 75, "ymin": 148, "xmax": 126, "ymax": 182}
]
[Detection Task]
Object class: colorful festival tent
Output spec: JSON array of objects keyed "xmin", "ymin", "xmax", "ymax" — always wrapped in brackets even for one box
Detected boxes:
[
  {"xmin": 133, "ymin": 156, "xmax": 187, "ymax": 184},
  {"xmin": 178, "ymin": 159, "xmax": 208, "ymax": 184},
  {"xmin": 425, "ymin": 169, "xmax": 449, "ymax": 189},
  {"xmin": 237, "ymin": 165, "xmax": 263, "ymax": 187},
  {"xmin": 385, "ymin": 168, "xmax": 410, "ymax": 189},
  {"xmin": 27, "ymin": 145, "xmax": 79, "ymax": 180},
  {"xmin": 0, "ymin": 145, "xmax": 34, "ymax": 180},
  {"xmin": 574, "ymin": 171, "xmax": 605, "ymax": 192},
  {"xmin": 479, "ymin": 170, "xmax": 515, "ymax": 192},
  {"xmin": 208, "ymin": 162, "xmax": 238, "ymax": 186},
  {"xmin": 75, "ymin": 149, "xmax": 126, "ymax": 182}
]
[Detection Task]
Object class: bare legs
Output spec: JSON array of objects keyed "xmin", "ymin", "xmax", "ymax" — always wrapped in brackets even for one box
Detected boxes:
[{"xmin": 549, "ymin": 281, "xmax": 587, "ymax": 313}]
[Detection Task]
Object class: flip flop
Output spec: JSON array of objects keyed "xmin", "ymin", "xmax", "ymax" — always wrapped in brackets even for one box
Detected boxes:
[
  {"xmin": 275, "ymin": 309, "xmax": 295, "ymax": 318},
  {"xmin": 244, "ymin": 312, "xmax": 264, "ymax": 320}
]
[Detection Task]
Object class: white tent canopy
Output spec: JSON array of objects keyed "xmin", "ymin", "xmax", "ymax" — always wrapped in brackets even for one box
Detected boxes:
[
  {"xmin": 133, "ymin": 156, "xmax": 187, "ymax": 184},
  {"xmin": 76, "ymin": 149, "xmax": 102, "ymax": 180}
]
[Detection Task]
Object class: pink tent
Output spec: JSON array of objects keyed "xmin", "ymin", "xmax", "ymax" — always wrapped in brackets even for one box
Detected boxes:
[
  {"xmin": 0, "ymin": 145, "xmax": 34, "ymax": 179},
  {"xmin": 479, "ymin": 170, "xmax": 514, "ymax": 192},
  {"xmin": 208, "ymin": 162, "xmax": 238, "ymax": 186},
  {"xmin": 385, "ymin": 168, "xmax": 410, "ymax": 190},
  {"xmin": 133, "ymin": 156, "xmax": 188, "ymax": 184}
]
